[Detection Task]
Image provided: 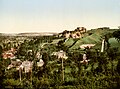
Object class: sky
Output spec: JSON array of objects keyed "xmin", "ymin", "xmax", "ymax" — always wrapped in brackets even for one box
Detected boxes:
[{"xmin": 0, "ymin": 0, "xmax": 120, "ymax": 33}]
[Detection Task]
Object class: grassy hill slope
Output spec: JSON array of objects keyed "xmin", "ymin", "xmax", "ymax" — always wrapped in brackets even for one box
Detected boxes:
[
  {"xmin": 64, "ymin": 29, "xmax": 119, "ymax": 50},
  {"xmin": 42, "ymin": 28, "xmax": 119, "ymax": 53}
]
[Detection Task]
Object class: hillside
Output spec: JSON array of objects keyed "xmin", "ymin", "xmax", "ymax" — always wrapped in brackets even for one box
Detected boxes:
[{"xmin": 50, "ymin": 28, "xmax": 119, "ymax": 51}]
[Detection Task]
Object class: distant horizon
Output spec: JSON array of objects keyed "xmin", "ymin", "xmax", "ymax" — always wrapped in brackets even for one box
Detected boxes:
[
  {"xmin": 0, "ymin": 26, "xmax": 119, "ymax": 34},
  {"xmin": 0, "ymin": 31, "xmax": 59, "ymax": 34}
]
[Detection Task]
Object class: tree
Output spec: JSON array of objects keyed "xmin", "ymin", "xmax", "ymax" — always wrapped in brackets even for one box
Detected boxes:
[
  {"xmin": 118, "ymin": 26, "xmax": 120, "ymax": 29},
  {"xmin": 0, "ymin": 61, "xmax": 5, "ymax": 88},
  {"xmin": 0, "ymin": 45, "xmax": 2, "ymax": 59},
  {"xmin": 57, "ymin": 40, "xmax": 68, "ymax": 52},
  {"xmin": 113, "ymin": 30, "xmax": 120, "ymax": 42}
]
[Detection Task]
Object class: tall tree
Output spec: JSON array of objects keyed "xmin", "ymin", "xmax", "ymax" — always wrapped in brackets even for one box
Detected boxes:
[
  {"xmin": 0, "ymin": 61, "xmax": 5, "ymax": 88},
  {"xmin": 113, "ymin": 30, "xmax": 120, "ymax": 42},
  {"xmin": 0, "ymin": 45, "xmax": 2, "ymax": 59}
]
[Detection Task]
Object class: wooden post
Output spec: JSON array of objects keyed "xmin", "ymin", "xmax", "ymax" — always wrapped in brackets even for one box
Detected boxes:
[{"xmin": 62, "ymin": 58, "xmax": 64, "ymax": 81}]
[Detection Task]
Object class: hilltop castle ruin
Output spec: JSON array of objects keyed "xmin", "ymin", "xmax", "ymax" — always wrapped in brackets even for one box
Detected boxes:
[{"xmin": 59, "ymin": 27, "xmax": 86, "ymax": 38}]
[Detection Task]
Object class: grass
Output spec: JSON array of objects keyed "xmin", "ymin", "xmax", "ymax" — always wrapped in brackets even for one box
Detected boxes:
[
  {"xmin": 51, "ymin": 38, "xmax": 63, "ymax": 44},
  {"xmin": 69, "ymin": 33, "xmax": 102, "ymax": 50},
  {"xmin": 64, "ymin": 38, "xmax": 75, "ymax": 47},
  {"xmin": 109, "ymin": 38, "xmax": 120, "ymax": 47},
  {"xmin": 109, "ymin": 38, "xmax": 120, "ymax": 51}
]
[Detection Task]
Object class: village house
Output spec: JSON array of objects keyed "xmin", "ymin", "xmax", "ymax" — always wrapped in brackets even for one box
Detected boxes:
[
  {"xmin": 7, "ymin": 59, "xmax": 22, "ymax": 70},
  {"xmin": 2, "ymin": 48, "xmax": 17, "ymax": 59},
  {"xmin": 80, "ymin": 44, "xmax": 95, "ymax": 49},
  {"xmin": 80, "ymin": 53, "xmax": 90, "ymax": 64},
  {"xmin": 51, "ymin": 50, "xmax": 68, "ymax": 59}
]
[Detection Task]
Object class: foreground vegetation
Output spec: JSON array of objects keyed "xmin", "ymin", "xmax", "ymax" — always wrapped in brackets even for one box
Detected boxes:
[{"xmin": 0, "ymin": 28, "xmax": 120, "ymax": 89}]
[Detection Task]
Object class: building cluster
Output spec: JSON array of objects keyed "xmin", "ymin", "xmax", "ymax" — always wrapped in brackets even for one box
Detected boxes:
[
  {"xmin": 59, "ymin": 27, "xmax": 86, "ymax": 38},
  {"xmin": 2, "ymin": 48, "xmax": 16, "ymax": 59},
  {"xmin": 6, "ymin": 51, "xmax": 44, "ymax": 81}
]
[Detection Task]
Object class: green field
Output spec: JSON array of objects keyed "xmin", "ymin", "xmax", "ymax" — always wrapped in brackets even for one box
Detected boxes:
[{"xmin": 109, "ymin": 38, "xmax": 120, "ymax": 51}]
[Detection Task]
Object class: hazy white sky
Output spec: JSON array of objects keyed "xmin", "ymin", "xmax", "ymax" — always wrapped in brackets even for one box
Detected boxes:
[{"xmin": 0, "ymin": 0, "xmax": 120, "ymax": 33}]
